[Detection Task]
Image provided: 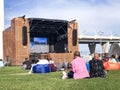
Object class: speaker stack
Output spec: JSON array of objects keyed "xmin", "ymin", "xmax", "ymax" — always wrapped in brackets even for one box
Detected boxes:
[
  {"xmin": 72, "ymin": 29, "xmax": 77, "ymax": 46},
  {"xmin": 22, "ymin": 26, "xmax": 28, "ymax": 45}
]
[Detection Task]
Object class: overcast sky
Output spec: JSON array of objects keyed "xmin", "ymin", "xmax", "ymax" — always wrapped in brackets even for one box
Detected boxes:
[{"xmin": 4, "ymin": 0, "xmax": 120, "ymax": 55}]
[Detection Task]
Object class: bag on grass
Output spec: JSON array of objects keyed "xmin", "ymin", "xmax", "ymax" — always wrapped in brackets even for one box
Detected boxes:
[
  {"xmin": 103, "ymin": 62, "xmax": 120, "ymax": 70},
  {"xmin": 49, "ymin": 64, "xmax": 57, "ymax": 72},
  {"xmin": 33, "ymin": 64, "xmax": 51, "ymax": 73},
  {"xmin": 86, "ymin": 62, "xmax": 90, "ymax": 72}
]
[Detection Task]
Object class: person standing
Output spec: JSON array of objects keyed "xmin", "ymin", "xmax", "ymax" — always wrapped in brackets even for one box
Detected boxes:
[
  {"xmin": 4, "ymin": 56, "xmax": 11, "ymax": 66},
  {"xmin": 62, "ymin": 51, "xmax": 90, "ymax": 79}
]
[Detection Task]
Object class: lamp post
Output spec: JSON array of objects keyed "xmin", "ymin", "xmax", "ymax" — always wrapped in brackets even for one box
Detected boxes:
[{"xmin": 98, "ymin": 31, "xmax": 104, "ymax": 59}]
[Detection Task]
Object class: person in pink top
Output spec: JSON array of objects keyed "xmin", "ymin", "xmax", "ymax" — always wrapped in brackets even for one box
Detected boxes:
[{"xmin": 62, "ymin": 51, "xmax": 90, "ymax": 79}]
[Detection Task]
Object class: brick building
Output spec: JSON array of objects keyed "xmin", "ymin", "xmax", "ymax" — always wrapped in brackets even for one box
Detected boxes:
[{"xmin": 3, "ymin": 17, "xmax": 78, "ymax": 65}]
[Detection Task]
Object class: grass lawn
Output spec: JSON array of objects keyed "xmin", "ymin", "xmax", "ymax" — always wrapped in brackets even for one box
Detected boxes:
[{"xmin": 0, "ymin": 66, "xmax": 120, "ymax": 90}]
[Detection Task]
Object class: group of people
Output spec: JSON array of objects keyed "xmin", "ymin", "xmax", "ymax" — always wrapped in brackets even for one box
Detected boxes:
[
  {"xmin": 103, "ymin": 54, "xmax": 120, "ymax": 63},
  {"xmin": 22, "ymin": 56, "xmax": 72, "ymax": 73},
  {"xmin": 21, "ymin": 56, "xmax": 57, "ymax": 73},
  {"xmin": 21, "ymin": 51, "xmax": 120, "ymax": 80},
  {"xmin": 21, "ymin": 51, "xmax": 107, "ymax": 80},
  {"xmin": 62, "ymin": 51, "xmax": 105, "ymax": 79}
]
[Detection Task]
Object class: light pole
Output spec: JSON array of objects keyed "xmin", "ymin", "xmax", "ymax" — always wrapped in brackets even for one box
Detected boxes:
[{"xmin": 98, "ymin": 31, "xmax": 104, "ymax": 59}]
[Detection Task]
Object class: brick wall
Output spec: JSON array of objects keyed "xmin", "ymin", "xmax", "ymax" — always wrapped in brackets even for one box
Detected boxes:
[
  {"xmin": 67, "ymin": 22, "xmax": 79, "ymax": 58},
  {"xmin": 3, "ymin": 18, "xmax": 30, "ymax": 65}
]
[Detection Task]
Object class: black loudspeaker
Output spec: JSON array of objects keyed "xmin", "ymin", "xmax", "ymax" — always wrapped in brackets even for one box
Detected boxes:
[
  {"xmin": 72, "ymin": 29, "xmax": 77, "ymax": 46},
  {"xmin": 22, "ymin": 26, "xmax": 28, "ymax": 45}
]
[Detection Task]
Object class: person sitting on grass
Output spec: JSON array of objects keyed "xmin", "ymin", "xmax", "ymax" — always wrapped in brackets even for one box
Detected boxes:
[
  {"xmin": 28, "ymin": 56, "xmax": 50, "ymax": 74},
  {"xmin": 108, "ymin": 55, "xmax": 117, "ymax": 63},
  {"xmin": 47, "ymin": 57, "xmax": 57, "ymax": 72},
  {"xmin": 89, "ymin": 53, "xmax": 105, "ymax": 78},
  {"xmin": 62, "ymin": 51, "xmax": 90, "ymax": 79},
  {"xmin": 21, "ymin": 58, "xmax": 31, "ymax": 70},
  {"xmin": 0, "ymin": 59, "xmax": 4, "ymax": 68},
  {"xmin": 57, "ymin": 62, "xmax": 70, "ymax": 71}
]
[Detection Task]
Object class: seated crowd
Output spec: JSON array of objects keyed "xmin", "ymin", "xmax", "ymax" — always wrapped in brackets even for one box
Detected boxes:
[
  {"xmin": 21, "ymin": 56, "xmax": 71, "ymax": 73},
  {"xmin": 62, "ymin": 52, "xmax": 105, "ymax": 79},
  {"xmin": 21, "ymin": 51, "xmax": 120, "ymax": 79}
]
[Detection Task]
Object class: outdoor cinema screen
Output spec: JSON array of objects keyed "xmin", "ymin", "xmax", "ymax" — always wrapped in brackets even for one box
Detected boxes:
[{"xmin": 30, "ymin": 37, "xmax": 49, "ymax": 53}]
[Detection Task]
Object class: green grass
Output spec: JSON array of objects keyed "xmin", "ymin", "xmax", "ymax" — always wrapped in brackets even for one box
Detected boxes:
[{"xmin": 0, "ymin": 67, "xmax": 120, "ymax": 90}]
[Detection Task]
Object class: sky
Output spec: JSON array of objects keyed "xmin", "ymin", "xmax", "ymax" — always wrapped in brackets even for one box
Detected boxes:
[{"xmin": 4, "ymin": 0, "xmax": 120, "ymax": 55}]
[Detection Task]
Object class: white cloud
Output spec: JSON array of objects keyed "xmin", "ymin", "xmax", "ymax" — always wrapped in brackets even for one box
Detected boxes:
[
  {"xmin": 4, "ymin": 0, "xmax": 120, "ymax": 54},
  {"xmin": 4, "ymin": 0, "xmax": 120, "ymax": 36}
]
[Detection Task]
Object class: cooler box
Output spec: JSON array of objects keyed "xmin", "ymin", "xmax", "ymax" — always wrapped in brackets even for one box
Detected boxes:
[{"xmin": 33, "ymin": 64, "xmax": 51, "ymax": 73}]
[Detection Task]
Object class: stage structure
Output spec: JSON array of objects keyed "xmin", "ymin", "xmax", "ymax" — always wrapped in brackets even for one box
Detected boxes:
[{"xmin": 3, "ymin": 17, "xmax": 78, "ymax": 65}]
